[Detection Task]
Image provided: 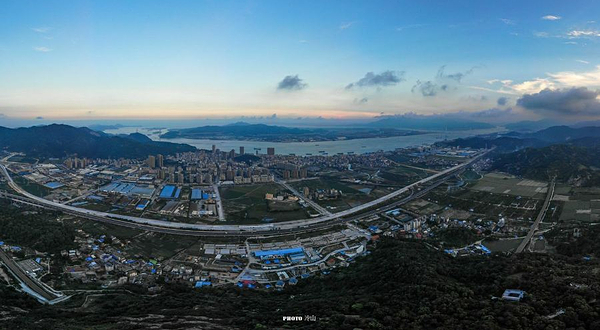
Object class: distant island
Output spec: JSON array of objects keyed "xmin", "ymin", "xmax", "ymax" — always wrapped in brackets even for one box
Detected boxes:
[{"xmin": 159, "ymin": 122, "xmax": 423, "ymax": 142}]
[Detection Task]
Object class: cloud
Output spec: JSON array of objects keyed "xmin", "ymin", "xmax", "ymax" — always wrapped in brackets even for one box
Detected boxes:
[
  {"xmin": 345, "ymin": 70, "xmax": 405, "ymax": 89},
  {"xmin": 576, "ymin": 60, "xmax": 590, "ymax": 64},
  {"xmin": 298, "ymin": 39, "xmax": 308, "ymax": 43},
  {"xmin": 35, "ymin": 116, "xmax": 44, "ymax": 120},
  {"xmin": 33, "ymin": 46, "xmax": 52, "ymax": 52},
  {"xmin": 567, "ymin": 30, "xmax": 600, "ymax": 38},
  {"xmin": 411, "ymin": 80, "xmax": 448, "ymax": 97},
  {"xmin": 339, "ymin": 21, "xmax": 356, "ymax": 30},
  {"xmin": 353, "ymin": 97, "xmax": 369, "ymax": 104},
  {"xmin": 497, "ymin": 96, "xmax": 509, "ymax": 106},
  {"xmin": 468, "ymin": 107, "xmax": 513, "ymax": 119},
  {"xmin": 500, "ymin": 18, "xmax": 515, "ymax": 25},
  {"xmin": 31, "ymin": 27, "xmax": 51, "ymax": 33},
  {"xmin": 541, "ymin": 15, "xmax": 561, "ymax": 21},
  {"xmin": 436, "ymin": 65, "xmax": 476, "ymax": 82},
  {"xmin": 517, "ymin": 87, "xmax": 600, "ymax": 115},
  {"xmin": 548, "ymin": 65, "xmax": 600, "ymax": 86},
  {"xmin": 277, "ymin": 75, "xmax": 307, "ymax": 91}
]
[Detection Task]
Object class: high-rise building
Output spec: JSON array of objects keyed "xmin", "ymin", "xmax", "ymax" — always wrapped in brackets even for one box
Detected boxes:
[
  {"xmin": 147, "ymin": 156, "xmax": 156, "ymax": 168},
  {"xmin": 267, "ymin": 147, "xmax": 275, "ymax": 156},
  {"xmin": 212, "ymin": 144, "xmax": 216, "ymax": 153},
  {"xmin": 229, "ymin": 149, "xmax": 236, "ymax": 159},
  {"xmin": 303, "ymin": 187, "xmax": 310, "ymax": 197},
  {"xmin": 157, "ymin": 154, "xmax": 164, "ymax": 168},
  {"xmin": 239, "ymin": 146, "xmax": 245, "ymax": 155},
  {"xmin": 178, "ymin": 173, "xmax": 184, "ymax": 183}
]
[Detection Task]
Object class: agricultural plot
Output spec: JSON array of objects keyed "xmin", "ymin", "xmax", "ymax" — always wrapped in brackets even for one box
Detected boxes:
[
  {"xmin": 471, "ymin": 172, "xmax": 548, "ymax": 199},
  {"xmin": 378, "ymin": 165, "xmax": 432, "ymax": 185},
  {"xmin": 558, "ymin": 187, "xmax": 600, "ymax": 223},
  {"xmin": 290, "ymin": 177, "xmax": 391, "ymax": 212},
  {"xmin": 425, "ymin": 186, "xmax": 540, "ymax": 221},
  {"xmin": 220, "ymin": 183, "xmax": 314, "ymax": 224}
]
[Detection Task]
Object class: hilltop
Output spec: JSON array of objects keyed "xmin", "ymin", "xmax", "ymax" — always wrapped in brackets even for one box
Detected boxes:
[{"xmin": 0, "ymin": 124, "xmax": 195, "ymax": 159}]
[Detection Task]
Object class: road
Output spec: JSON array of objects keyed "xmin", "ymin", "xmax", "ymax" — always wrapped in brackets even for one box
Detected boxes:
[
  {"xmin": 277, "ymin": 180, "xmax": 331, "ymax": 216},
  {"xmin": 515, "ymin": 179, "xmax": 556, "ymax": 254},
  {"xmin": 0, "ymin": 149, "xmax": 491, "ymax": 235},
  {"xmin": 212, "ymin": 183, "xmax": 226, "ymax": 221},
  {"xmin": 0, "ymin": 248, "xmax": 63, "ymax": 303}
]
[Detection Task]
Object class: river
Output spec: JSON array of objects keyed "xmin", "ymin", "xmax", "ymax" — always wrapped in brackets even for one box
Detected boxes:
[{"xmin": 105, "ymin": 127, "xmax": 504, "ymax": 155}]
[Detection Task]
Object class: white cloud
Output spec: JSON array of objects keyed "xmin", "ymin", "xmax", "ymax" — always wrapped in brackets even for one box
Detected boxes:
[
  {"xmin": 541, "ymin": 15, "xmax": 561, "ymax": 21},
  {"xmin": 31, "ymin": 27, "xmax": 51, "ymax": 33},
  {"xmin": 480, "ymin": 66, "xmax": 600, "ymax": 95},
  {"xmin": 33, "ymin": 46, "xmax": 52, "ymax": 52},
  {"xmin": 567, "ymin": 30, "xmax": 600, "ymax": 38},
  {"xmin": 339, "ymin": 21, "xmax": 356, "ymax": 30},
  {"xmin": 576, "ymin": 60, "xmax": 590, "ymax": 64},
  {"xmin": 500, "ymin": 18, "xmax": 515, "ymax": 25},
  {"xmin": 548, "ymin": 65, "xmax": 600, "ymax": 86}
]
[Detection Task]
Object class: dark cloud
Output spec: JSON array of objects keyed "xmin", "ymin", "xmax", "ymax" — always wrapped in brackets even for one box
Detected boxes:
[
  {"xmin": 436, "ymin": 65, "xmax": 476, "ymax": 82},
  {"xmin": 411, "ymin": 65, "xmax": 474, "ymax": 97},
  {"xmin": 466, "ymin": 107, "xmax": 513, "ymax": 119},
  {"xmin": 411, "ymin": 80, "xmax": 447, "ymax": 97},
  {"xmin": 354, "ymin": 97, "xmax": 369, "ymax": 104},
  {"xmin": 464, "ymin": 95, "xmax": 488, "ymax": 102},
  {"xmin": 497, "ymin": 96, "xmax": 509, "ymax": 106},
  {"xmin": 517, "ymin": 87, "xmax": 600, "ymax": 115},
  {"xmin": 35, "ymin": 116, "xmax": 44, "ymax": 120},
  {"xmin": 345, "ymin": 70, "xmax": 405, "ymax": 89},
  {"xmin": 270, "ymin": 113, "xmax": 277, "ymax": 119},
  {"xmin": 277, "ymin": 75, "xmax": 307, "ymax": 91}
]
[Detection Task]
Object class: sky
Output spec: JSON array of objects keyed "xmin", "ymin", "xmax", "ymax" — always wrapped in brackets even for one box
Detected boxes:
[{"xmin": 1, "ymin": 0, "xmax": 600, "ymax": 127}]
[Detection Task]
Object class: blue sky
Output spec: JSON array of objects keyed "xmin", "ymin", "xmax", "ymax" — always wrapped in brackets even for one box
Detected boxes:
[{"xmin": 1, "ymin": 0, "xmax": 600, "ymax": 125}]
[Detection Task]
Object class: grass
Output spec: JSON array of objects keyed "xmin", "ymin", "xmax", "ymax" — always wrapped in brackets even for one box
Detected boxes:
[
  {"xmin": 220, "ymin": 183, "xmax": 312, "ymax": 224},
  {"xmin": 471, "ymin": 172, "xmax": 548, "ymax": 199},
  {"xmin": 14, "ymin": 176, "xmax": 51, "ymax": 197},
  {"xmin": 290, "ymin": 176, "xmax": 390, "ymax": 212}
]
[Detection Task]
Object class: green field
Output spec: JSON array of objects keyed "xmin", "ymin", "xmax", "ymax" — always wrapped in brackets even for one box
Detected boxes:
[
  {"xmin": 220, "ymin": 183, "xmax": 313, "ymax": 224},
  {"xmin": 290, "ymin": 177, "xmax": 391, "ymax": 212},
  {"xmin": 471, "ymin": 172, "xmax": 548, "ymax": 199},
  {"xmin": 379, "ymin": 165, "xmax": 431, "ymax": 185},
  {"xmin": 14, "ymin": 176, "xmax": 51, "ymax": 197},
  {"xmin": 557, "ymin": 187, "xmax": 600, "ymax": 223}
]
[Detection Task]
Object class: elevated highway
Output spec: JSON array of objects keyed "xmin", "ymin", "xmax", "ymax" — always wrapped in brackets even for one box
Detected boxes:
[{"xmin": 0, "ymin": 149, "xmax": 491, "ymax": 235}]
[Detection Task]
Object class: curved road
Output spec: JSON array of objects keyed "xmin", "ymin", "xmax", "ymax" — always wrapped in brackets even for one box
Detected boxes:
[{"xmin": 0, "ymin": 149, "xmax": 489, "ymax": 234}]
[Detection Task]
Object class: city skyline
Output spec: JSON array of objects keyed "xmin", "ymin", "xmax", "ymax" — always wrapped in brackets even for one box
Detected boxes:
[{"xmin": 1, "ymin": 0, "xmax": 600, "ymax": 125}]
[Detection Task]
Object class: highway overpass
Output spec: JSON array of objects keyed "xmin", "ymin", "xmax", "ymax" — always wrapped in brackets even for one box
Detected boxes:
[{"xmin": 0, "ymin": 149, "xmax": 490, "ymax": 235}]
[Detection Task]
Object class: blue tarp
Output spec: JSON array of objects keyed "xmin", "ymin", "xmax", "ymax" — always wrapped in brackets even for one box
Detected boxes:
[
  {"xmin": 254, "ymin": 247, "xmax": 304, "ymax": 258},
  {"xmin": 44, "ymin": 182, "xmax": 64, "ymax": 189},
  {"xmin": 195, "ymin": 281, "xmax": 212, "ymax": 288}
]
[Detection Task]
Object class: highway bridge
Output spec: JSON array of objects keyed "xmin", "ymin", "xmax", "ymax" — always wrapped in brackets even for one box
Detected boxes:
[
  {"xmin": 0, "ymin": 248, "xmax": 66, "ymax": 304},
  {"xmin": 0, "ymin": 149, "xmax": 491, "ymax": 236}
]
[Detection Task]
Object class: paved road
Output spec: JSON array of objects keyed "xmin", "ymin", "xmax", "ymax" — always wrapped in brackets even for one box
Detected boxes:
[
  {"xmin": 0, "ymin": 248, "xmax": 60, "ymax": 302},
  {"xmin": 515, "ymin": 179, "xmax": 555, "ymax": 254},
  {"xmin": 0, "ymin": 149, "xmax": 490, "ymax": 235},
  {"xmin": 277, "ymin": 180, "xmax": 331, "ymax": 216}
]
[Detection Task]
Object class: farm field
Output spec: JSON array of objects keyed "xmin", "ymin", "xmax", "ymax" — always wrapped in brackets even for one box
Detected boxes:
[
  {"xmin": 471, "ymin": 172, "xmax": 548, "ymax": 199},
  {"xmin": 220, "ymin": 183, "xmax": 315, "ymax": 224}
]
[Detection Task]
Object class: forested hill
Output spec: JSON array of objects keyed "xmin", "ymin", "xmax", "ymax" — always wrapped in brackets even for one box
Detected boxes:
[
  {"xmin": 492, "ymin": 144, "xmax": 600, "ymax": 185},
  {"xmin": 0, "ymin": 124, "xmax": 195, "ymax": 159},
  {"xmin": 3, "ymin": 238, "xmax": 600, "ymax": 329}
]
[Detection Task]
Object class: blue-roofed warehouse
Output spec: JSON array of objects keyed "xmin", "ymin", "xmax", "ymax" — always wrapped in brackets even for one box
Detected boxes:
[
  {"xmin": 191, "ymin": 188, "xmax": 203, "ymax": 200},
  {"xmin": 254, "ymin": 247, "xmax": 305, "ymax": 262},
  {"xmin": 159, "ymin": 185, "xmax": 180, "ymax": 199},
  {"xmin": 44, "ymin": 182, "xmax": 64, "ymax": 189}
]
